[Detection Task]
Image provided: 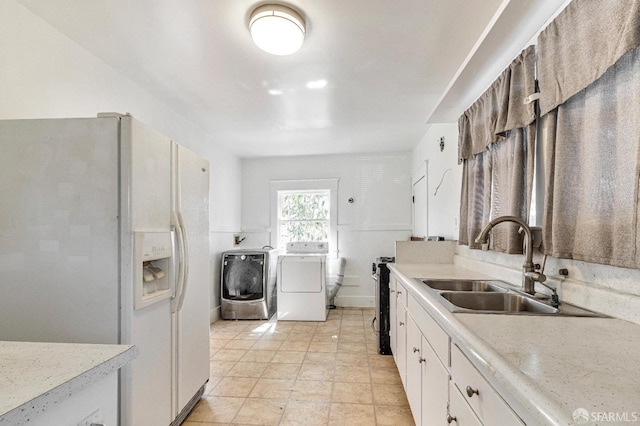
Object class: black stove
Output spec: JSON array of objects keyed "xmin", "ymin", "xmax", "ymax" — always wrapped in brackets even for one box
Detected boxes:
[{"xmin": 371, "ymin": 256, "xmax": 395, "ymax": 355}]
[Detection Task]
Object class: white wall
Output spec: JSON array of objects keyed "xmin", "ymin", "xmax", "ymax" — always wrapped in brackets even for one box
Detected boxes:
[
  {"xmin": 209, "ymin": 153, "xmax": 242, "ymax": 321},
  {"xmin": 241, "ymin": 152, "xmax": 412, "ymax": 307},
  {"xmin": 412, "ymin": 123, "xmax": 461, "ymax": 240},
  {"xmin": 0, "ymin": 0, "xmax": 241, "ymax": 322}
]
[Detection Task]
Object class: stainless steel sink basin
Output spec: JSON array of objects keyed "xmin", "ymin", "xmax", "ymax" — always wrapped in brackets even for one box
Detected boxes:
[
  {"xmin": 438, "ymin": 292, "xmax": 560, "ymax": 314},
  {"xmin": 421, "ymin": 279, "xmax": 507, "ymax": 292},
  {"xmin": 412, "ymin": 277, "xmax": 607, "ymax": 316}
]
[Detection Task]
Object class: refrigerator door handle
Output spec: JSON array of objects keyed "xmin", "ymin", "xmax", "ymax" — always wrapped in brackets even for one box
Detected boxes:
[
  {"xmin": 172, "ymin": 211, "xmax": 186, "ymax": 311},
  {"xmin": 175, "ymin": 211, "xmax": 190, "ymax": 311}
]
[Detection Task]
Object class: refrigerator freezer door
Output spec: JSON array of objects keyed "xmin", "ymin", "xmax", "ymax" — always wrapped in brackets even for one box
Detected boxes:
[
  {"xmin": 119, "ymin": 116, "xmax": 173, "ymax": 425},
  {"xmin": 172, "ymin": 144, "xmax": 211, "ymax": 421},
  {"xmin": 124, "ymin": 297, "xmax": 173, "ymax": 426},
  {"xmin": 127, "ymin": 117, "xmax": 172, "ymax": 233}
]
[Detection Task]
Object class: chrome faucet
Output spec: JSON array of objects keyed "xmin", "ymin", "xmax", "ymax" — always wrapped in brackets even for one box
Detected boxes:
[{"xmin": 474, "ymin": 215, "xmax": 545, "ymax": 295}]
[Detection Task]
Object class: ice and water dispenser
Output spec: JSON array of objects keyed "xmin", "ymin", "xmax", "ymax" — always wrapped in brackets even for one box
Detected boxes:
[{"xmin": 134, "ymin": 232, "xmax": 174, "ymax": 309}]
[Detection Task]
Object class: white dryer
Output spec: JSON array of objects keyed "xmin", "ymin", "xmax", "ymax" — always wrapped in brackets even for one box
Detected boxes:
[{"xmin": 277, "ymin": 242, "xmax": 328, "ymax": 321}]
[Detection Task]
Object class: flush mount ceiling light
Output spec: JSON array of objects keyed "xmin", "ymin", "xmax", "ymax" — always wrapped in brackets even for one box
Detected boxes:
[{"xmin": 249, "ymin": 4, "xmax": 306, "ymax": 55}]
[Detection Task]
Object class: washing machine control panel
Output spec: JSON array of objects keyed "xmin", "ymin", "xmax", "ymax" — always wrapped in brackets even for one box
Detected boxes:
[{"xmin": 286, "ymin": 242, "xmax": 329, "ymax": 254}]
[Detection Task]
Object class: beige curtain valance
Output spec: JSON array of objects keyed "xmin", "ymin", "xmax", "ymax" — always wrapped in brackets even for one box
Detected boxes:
[
  {"xmin": 538, "ymin": 0, "xmax": 640, "ymax": 116},
  {"xmin": 458, "ymin": 45, "xmax": 536, "ymax": 162}
]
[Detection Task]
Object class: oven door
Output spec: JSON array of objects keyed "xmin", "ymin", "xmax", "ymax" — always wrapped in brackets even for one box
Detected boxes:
[{"xmin": 371, "ymin": 270, "xmax": 380, "ymax": 334}]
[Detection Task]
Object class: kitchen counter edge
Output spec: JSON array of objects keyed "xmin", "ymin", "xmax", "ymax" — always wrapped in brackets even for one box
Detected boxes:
[
  {"xmin": 0, "ymin": 342, "xmax": 138, "ymax": 426},
  {"xmin": 388, "ymin": 262, "xmax": 624, "ymax": 426}
]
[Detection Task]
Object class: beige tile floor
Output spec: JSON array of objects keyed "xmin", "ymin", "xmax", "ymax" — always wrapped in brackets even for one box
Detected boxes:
[{"xmin": 184, "ymin": 307, "xmax": 414, "ymax": 426}]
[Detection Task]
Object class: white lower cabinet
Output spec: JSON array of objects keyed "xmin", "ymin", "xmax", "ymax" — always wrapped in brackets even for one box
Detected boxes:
[
  {"xmin": 407, "ymin": 314, "xmax": 450, "ymax": 426},
  {"xmin": 390, "ymin": 272, "xmax": 525, "ymax": 426},
  {"xmin": 448, "ymin": 382, "xmax": 483, "ymax": 426},
  {"xmin": 395, "ymin": 281, "xmax": 409, "ymax": 390},
  {"xmin": 396, "ymin": 303, "xmax": 408, "ymax": 390},
  {"xmin": 29, "ymin": 372, "xmax": 118, "ymax": 426},
  {"xmin": 421, "ymin": 334, "xmax": 449, "ymax": 425},
  {"xmin": 390, "ymin": 276, "xmax": 397, "ymax": 358},
  {"xmin": 406, "ymin": 316, "xmax": 423, "ymax": 424},
  {"xmin": 450, "ymin": 344, "xmax": 524, "ymax": 425}
]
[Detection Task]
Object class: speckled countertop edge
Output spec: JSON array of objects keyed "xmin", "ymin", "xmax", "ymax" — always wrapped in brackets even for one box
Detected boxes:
[
  {"xmin": 388, "ymin": 263, "xmax": 630, "ymax": 426},
  {"xmin": 0, "ymin": 342, "xmax": 138, "ymax": 426}
]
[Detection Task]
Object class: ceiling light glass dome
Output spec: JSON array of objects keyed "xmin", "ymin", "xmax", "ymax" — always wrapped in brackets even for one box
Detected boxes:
[{"xmin": 249, "ymin": 4, "xmax": 306, "ymax": 56}]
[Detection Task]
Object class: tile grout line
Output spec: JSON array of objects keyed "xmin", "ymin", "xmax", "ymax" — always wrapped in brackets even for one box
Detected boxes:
[{"xmin": 195, "ymin": 308, "xmax": 409, "ymax": 425}]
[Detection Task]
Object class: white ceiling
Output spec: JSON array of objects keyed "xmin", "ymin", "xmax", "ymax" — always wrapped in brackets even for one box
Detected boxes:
[{"xmin": 18, "ymin": 0, "xmax": 566, "ymax": 158}]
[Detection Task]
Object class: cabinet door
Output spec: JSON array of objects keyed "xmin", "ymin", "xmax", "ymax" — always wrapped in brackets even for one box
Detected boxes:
[
  {"xmin": 448, "ymin": 384, "xmax": 482, "ymax": 426},
  {"xmin": 406, "ymin": 316, "xmax": 423, "ymax": 425},
  {"xmin": 396, "ymin": 304, "xmax": 407, "ymax": 390},
  {"xmin": 421, "ymin": 334, "xmax": 449, "ymax": 426},
  {"xmin": 389, "ymin": 276, "xmax": 397, "ymax": 357}
]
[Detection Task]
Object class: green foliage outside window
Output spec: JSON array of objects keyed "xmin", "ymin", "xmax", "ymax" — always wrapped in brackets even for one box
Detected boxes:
[{"xmin": 278, "ymin": 192, "xmax": 329, "ymax": 247}]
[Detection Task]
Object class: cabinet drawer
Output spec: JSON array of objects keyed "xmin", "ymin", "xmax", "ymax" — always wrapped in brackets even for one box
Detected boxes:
[
  {"xmin": 396, "ymin": 281, "xmax": 408, "ymax": 308},
  {"xmin": 408, "ymin": 294, "xmax": 449, "ymax": 367},
  {"xmin": 449, "ymin": 382, "xmax": 482, "ymax": 426},
  {"xmin": 450, "ymin": 344, "xmax": 524, "ymax": 426}
]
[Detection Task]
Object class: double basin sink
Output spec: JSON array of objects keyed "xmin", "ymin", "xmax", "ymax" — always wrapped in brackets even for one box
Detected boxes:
[{"xmin": 415, "ymin": 278, "xmax": 603, "ymax": 316}]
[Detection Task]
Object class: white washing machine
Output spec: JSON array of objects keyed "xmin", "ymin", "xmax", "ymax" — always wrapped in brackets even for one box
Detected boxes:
[{"xmin": 277, "ymin": 242, "xmax": 328, "ymax": 321}]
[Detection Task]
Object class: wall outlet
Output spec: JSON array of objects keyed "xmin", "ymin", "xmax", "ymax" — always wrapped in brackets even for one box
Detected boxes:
[{"xmin": 77, "ymin": 409, "xmax": 101, "ymax": 426}]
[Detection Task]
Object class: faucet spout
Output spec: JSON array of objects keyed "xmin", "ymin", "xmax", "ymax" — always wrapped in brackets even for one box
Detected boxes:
[{"xmin": 474, "ymin": 216, "xmax": 536, "ymax": 294}]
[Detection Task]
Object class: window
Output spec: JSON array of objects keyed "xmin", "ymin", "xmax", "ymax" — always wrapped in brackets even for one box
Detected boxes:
[
  {"xmin": 460, "ymin": 0, "xmax": 640, "ymax": 268},
  {"xmin": 534, "ymin": 1, "xmax": 640, "ymax": 268},
  {"xmin": 277, "ymin": 190, "xmax": 330, "ymax": 248},
  {"xmin": 270, "ymin": 179, "xmax": 338, "ymax": 256},
  {"xmin": 458, "ymin": 46, "xmax": 536, "ymax": 254}
]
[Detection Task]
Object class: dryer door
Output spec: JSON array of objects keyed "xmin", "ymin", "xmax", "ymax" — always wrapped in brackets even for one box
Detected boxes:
[{"xmin": 280, "ymin": 256, "xmax": 324, "ymax": 293}]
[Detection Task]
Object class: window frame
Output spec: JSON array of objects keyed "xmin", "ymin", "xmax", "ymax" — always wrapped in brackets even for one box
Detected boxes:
[
  {"xmin": 269, "ymin": 179, "xmax": 338, "ymax": 258},
  {"xmin": 277, "ymin": 189, "xmax": 331, "ymax": 248}
]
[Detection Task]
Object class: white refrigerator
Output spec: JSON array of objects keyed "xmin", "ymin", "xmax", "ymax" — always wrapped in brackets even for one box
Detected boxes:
[{"xmin": 0, "ymin": 114, "xmax": 211, "ymax": 425}]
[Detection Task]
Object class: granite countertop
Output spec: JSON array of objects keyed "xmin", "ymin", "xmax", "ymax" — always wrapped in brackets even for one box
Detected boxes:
[
  {"xmin": 389, "ymin": 263, "xmax": 640, "ymax": 426},
  {"xmin": 0, "ymin": 341, "xmax": 138, "ymax": 426}
]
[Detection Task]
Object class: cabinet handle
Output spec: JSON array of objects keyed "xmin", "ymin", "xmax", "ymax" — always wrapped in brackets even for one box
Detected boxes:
[
  {"xmin": 399, "ymin": 321, "xmax": 404, "ymax": 326},
  {"xmin": 418, "ymin": 357, "xmax": 425, "ymax": 363},
  {"xmin": 466, "ymin": 385, "xmax": 479, "ymax": 398},
  {"xmin": 390, "ymin": 289, "xmax": 395, "ymax": 293},
  {"xmin": 446, "ymin": 414, "xmax": 457, "ymax": 424},
  {"xmin": 413, "ymin": 347, "xmax": 420, "ymax": 353},
  {"xmin": 397, "ymin": 290, "xmax": 402, "ymax": 295}
]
